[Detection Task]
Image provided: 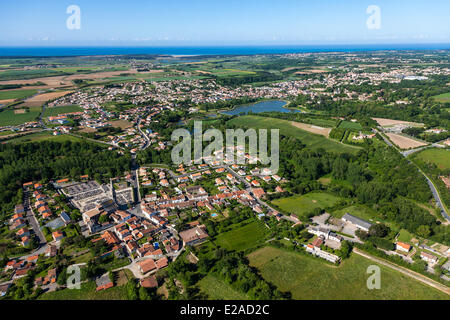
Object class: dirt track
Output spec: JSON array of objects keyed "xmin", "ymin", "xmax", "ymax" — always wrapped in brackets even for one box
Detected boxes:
[{"xmin": 354, "ymin": 248, "xmax": 450, "ymax": 296}]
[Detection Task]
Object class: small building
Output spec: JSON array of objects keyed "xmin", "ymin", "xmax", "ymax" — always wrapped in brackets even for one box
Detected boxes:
[
  {"xmin": 179, "ymin": 225, "xmax": 209, "ymax": 246},
  {"xmin": 396, "ymin": 242, "xmax": 411, "ymax": 253},
  {"xmin": 52, "ymin": 230, "xmax": 64, "ymax": 242},
  {"xmin": 342, "ymin": 213, "xmax": 372, "ymax": 232},
  {"xmin": 138, "ymin": 259, "xmax": 157, "ymax": 274},
  {"xmin": 420, "ymin": 251, "xmax": 438, "ymax": 265}
]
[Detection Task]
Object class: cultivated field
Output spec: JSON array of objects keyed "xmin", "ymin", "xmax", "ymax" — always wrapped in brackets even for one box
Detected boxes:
[
  {"xmin": 228, "ymin": 116, "xmax": 360, "ymax": 154},
  {"xmin": 43, "ymin": 105, "xmax": 83, "ymax": 117},
  {"xmin": 0, "ymin": 89, "xmax": 37, "ymax": 100},
  {"xmin": 0, "ymin": 108, "xmax": 41, "ymax": 126},
  {"xmin": 338, "ymin": 120, "xmax": 362, "ymax": 131},
  {"xmin": 248, "ymin": 246, "xmax": 449, "ymax": 300},
  {"xmin": 0, "ymin": 99, "xmax": 15, "ymax": 105},
  {"xmin": 23, "ymin": 91, "xmax": 73, "ymax": 107},
  {"xmin": 373, "ymin": 117, "xmax": 423, "ymax": 127},
  {"xmin": 0, "ymin": 69, "xmax": 159, "ymax": 89},
  {"xmin": 291, "ymin": 121, "xmax": 331, "ymax": 137},
  {"xmin": 214, "ymin": 220, "xmax": 268, "ymax": 251},
  {"xmin": 385, "ymin": 132, "xmax": 428, "ymax": 149},
  {"xmin": 109, "ymin": 119, "xmax": 133, "ymax": 129}
]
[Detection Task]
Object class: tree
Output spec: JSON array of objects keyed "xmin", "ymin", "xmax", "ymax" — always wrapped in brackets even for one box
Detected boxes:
[
  {"xmin": 139, "ymin": 286, "xmax": 149, "ymax": 300},
  {"xmin": 99, "ymin": 214, "xmax": 109, "ymax": 224},
  {"xmin": 338, "ymin": 241, "xmax": 352, "ymax": 259},
  {"xmin": 416, "ymin": 225, "xmax": 431, "ymax": 238},
  {"xmin": 126, "ymin": 279, "xmax": 138, "ymax": 300},
  {"xmin": 369, "ymin": 223, "xmax": 390, "ymax": 238}
]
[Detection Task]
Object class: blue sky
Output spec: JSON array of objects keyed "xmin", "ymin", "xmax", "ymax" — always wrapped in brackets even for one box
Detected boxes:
[{"xmin": 0, "ymin": 0, "xmax": 449, "ymax": 46}]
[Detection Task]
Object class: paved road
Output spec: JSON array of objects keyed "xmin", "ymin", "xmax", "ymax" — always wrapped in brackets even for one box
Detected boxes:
[
  {"xmin": 136, "ymin": 117, "xmax": 150, "ymax": 150},
  {"xmin": 23, "ymin": 190, "xmax": 47, "ymax": 246},
  {"xmin": 354, "ymin": 248, "xmax": 450, "ymax": 296}
]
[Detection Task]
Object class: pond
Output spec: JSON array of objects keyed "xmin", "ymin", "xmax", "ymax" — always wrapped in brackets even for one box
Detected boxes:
[{"xmin": 221, "ymin": 100, "xmax": 302, "ymax": 116}]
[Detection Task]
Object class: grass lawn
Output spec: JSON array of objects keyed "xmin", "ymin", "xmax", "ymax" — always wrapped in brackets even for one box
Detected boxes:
[
  {"xmin": 214, "ymin": 220, "xmax": 268, "ymax": 251},
  {"xmin": 411, "ymin": 148, "xmax": 450, "ymax": 171},
  {"xmin": 332, "ymin": 204, "xmax": 379, "ymax": 221},
  {"xmin": 0, "ymin": 89, "xmax": 37, "ymax": 100},
  {"xmin": 43, "ymin": 105, "xmax": 82, "ymax": 117},
  {"xmin": 398, "ymin": 229, "xmax": 414, "ymax": 243},
  {"xmin": 0, "ymin": 108, "xmax": 41, "ymax": 126},
  {"xmin": 198, "ymin": 274, "xmax": 249, "ymax": 300},
  {"xmin": 432, "ymin": 92, "xmax": 450, "ymax": 103},
  {"xmin": 272, "ymin": 192, "xmax": 342, "ymax": 217},
  {"xmin": 39, "ymin": 281, "xmax": 129, "ymax": 300},
  {"xmin": 248, "ymin": 246, "xmax": 449, "ymax": 300},
  {"xmin": 227, "ymin": 115, "xmax": 359, "ymax": 154}
]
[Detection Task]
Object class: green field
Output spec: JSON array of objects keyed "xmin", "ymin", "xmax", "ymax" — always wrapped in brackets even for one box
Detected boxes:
[
  {"xmin": 43, "ymin": 105, "xmax": 83, "ymax": 117},
  {"xmin": 248, "ymin": 246, "xmax": 449, "ymax": 300},
  {"xmin": 0, "ymin": 108, "xmax": 41, "ymax": 126},
  {"xmin": 332, "ymin": 204, "xmax": 378, "ymax": 221},
  {"xmin": 338, "ymin": 120, "xmax": 363, "ymax": 131},
  {"xmin": 227, "ymin": 116, "xmax": 360, "ymax": 154},
  {"xmin": 5, "ymin": 131, "xmax": 85, "ymax": 144},
  {"xmin": 198, "ymin": 274, "xmax": 249, "ymax": 300},
  {"xmin": 214, "ymin": 220, "xmax": 268, "ymax": 251},
  {"xmin": 272, "ymin": 192, "xmax": 342, "ymax": 217},
  {"xmin": 303, "ymin": 117, "xmax": 337, "ymax": 128},
  {"xmin": 0, "ymin": 89, "xmax": 38, "ymax": 100},
  {"xmin": 39, "ymin": 281, "xmax": 128, "ymax": 300},
  {"xmin": 432, "ymin": 92, "xmax": 450, "ymax": 103},
  {"xmin": 412, "ymin": 148, "xmax": 450, "ymax": 171}
]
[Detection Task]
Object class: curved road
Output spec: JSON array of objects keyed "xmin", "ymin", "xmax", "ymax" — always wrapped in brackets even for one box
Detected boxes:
[{"xmin": 374, "ymin": 128, "xmax": 449, "ymax": 222}]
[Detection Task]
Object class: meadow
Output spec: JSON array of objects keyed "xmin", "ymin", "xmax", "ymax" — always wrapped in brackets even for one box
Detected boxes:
[
  {"xmin": 432, "ymin": 92, "xmax": 450, "ymax": 103},
  {"xmin": 227, "ymin": 115, "xmax": 360, "ymax": 154},
  {"xmin": 214, "ymin": 220, "xmax": 268, "ymax": 251},
  {"xmin": 247, "ymin": 246, "xmax": 449, "ymax": 300},
  {"xmin": 272, "ymin": 192, "xmax": 342, "ymax": 218},
  {"xmin": 411, "ymin": 148, "xmax": 450, "ymax": 171},
  {"xmin": 198, "ymin": 274, "xmax": 249, "ymax": 300},
  {"xmin": 5, "ymin": 132, "xmax": 86, "ymax": 144},
  {"xmin": 39, "ymin": 281, "xmax": 128, "ymax": 300}
]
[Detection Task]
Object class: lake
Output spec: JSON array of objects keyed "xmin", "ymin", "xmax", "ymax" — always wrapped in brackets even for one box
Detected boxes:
[{"xmin": 222, "ymin": 100, "xmax": 301, "ymax": 116}]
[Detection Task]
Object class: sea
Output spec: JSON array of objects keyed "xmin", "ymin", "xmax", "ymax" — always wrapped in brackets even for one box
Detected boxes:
[{"xmin": 0, "ymin": 44, "xmax": 448, "ymax": 57}]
